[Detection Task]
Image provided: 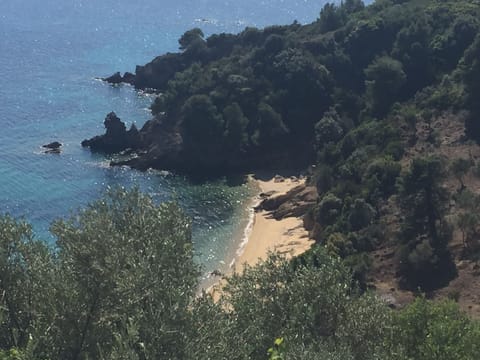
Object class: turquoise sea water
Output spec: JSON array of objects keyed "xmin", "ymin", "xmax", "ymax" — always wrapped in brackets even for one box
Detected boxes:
[{"xmin": 0, "ymin": 0, "xmax": 334, "ymax": 277}]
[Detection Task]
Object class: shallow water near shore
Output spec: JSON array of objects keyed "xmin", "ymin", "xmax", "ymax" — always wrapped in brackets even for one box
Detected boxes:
[{"xmin": 0, "ymin": 0, "xmax": 330, "ymax": 276}]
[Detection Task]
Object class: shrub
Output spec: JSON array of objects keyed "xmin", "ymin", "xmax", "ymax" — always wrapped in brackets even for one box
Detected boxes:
[{"xmin": 317, "ymin": 193, "xmax": 343, "ymax": 226}]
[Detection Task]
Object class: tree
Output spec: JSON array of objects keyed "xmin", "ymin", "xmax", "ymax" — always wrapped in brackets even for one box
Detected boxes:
[
  {"xmin": 364, "ymin": 156, "xmax": 401, "ymax": 200},
  {"xmin": 393, "ymin": 298, "xmax": 480, "ymax": 360},
  {"xmin": 456, "ymin": 190, "xmax": 480, "ymax": 251},
  {"xmin": 0, "ymin": 349, "xmax": 26, "ymax": 360},
  {"xmin": 461, "ymin": 35, "xmax": 480, "ymax": 140},
  {"xmin": 318, "ymin": 3, "xmax": 343, "ymax": 33},
  {"xmin": 315, "ymin": 108, "xmax": 344, "ymax": 151},
  {"xmin": 182, "ymin": 94, "xmax": 225, "ymax": 154},
  {"xmin": 223, "ymin": 103, "xmax": 249, "ymax": 151},
  {"xmin": 451, "ymin": 158, "xmax": 473, "ymax": 191},
  {"xmin": 458, "ymin": 213, "xmax": 478, "ymax": 250},
  {"xmin": 271, "ymin": 49, "xmax": 333, "ymax": 137},
  {"xmin": 264, "ymin": 34, "xmax": 285, "ymax": 55},
  {"xmin": 317, "ymin": 193, "xmax": 343, "ymax": 226},
  {"xmin": 392, "ymin": 17, "xmax": 432, "ymax": 95},
  {"xmin": 0, "ymin": 189, "xmax": 199, "ymax": 359},
  {"xmin": 2, "ymin": 193, "xmax": 480, "ymax": 359},
  {"xmin": 397, "ymin": 157, "xmax": 456, "ymax": 290},
  {"xmin": 365, "ymin": 56, "xmax": 406, "ymax": 118},
  {"xmin": 348, "ymin": 198, "xmax": 376, "ymax": 231},
  {"xmin": 52, "ymin": 188, "xmax": 199, "ymax": 359},
  {"xmin": 179, "ymin": 28, "xmax": 205, "ymax": 50},
  {"xmin": 326, "ymin": 232, "xmax": 354, "ymax": 258},
  {"xmin": 342, "ymin": 0, "xmax": 364, "ymax": 14},
  {"xmin": 0, "ymin": 216, "xmax": 55, "ymax": 354},
  {"xmin": 252, "ymin": 102, "xmax": 289, "ymax": 147},
  {"xmin": 314, "ymin": 164, "xmax": 335, "ymax": 193},
  {"xmin": 189, "ymin": 251, "xmax": 392, "ymax": 360}
]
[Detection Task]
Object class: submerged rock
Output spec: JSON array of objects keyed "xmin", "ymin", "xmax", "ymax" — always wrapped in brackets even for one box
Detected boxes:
[{"xmin": 42, "ymin": 141, "xmax": 62, "ymax": 154}]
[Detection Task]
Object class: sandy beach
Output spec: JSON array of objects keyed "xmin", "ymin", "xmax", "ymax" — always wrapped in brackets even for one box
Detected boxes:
[
  {"xmin": 208, "ymin": 175, "xmax": 315, "ymax": 298},
  {"xmin": 233, "ymin": 176, "xmax": 315, "ymax": 270}
]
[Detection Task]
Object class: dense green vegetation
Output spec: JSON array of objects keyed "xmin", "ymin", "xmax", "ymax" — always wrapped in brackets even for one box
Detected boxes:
[
  {"xmin": 0, "ymin": 189, "xmax": 198, "ymax": 359},
  {"xmin": 145, "ymin": 0, "xmax": 479, "ymax": 170},
  {"xmin": 396, "ymin": 156, "xmax": 456, "ymax": 290},
  {"xmin": 1, "ymin": 189, "xmax": 480, "ymax": 359},
  {"xmin": 123, "ymin": 0, "xmax": 480, "ymax": 291}
]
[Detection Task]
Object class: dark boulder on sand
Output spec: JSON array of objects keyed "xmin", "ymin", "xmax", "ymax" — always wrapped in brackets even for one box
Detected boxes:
[{"xmin": 256, "ymin": 182, "xmax": 317, "ymax": 220}]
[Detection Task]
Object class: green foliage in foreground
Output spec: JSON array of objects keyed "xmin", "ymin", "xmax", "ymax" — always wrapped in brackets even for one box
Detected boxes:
[
  {"xmin": 0, "ymin": 189, "xmax": 480, "ymax": 359},
  {"xmin": 0, "ymin": 189, "xmax": 198, "ymax": 359},
  {"xmin": 189, "ymin": 253, "xmax": 394, "ymax": 360}
]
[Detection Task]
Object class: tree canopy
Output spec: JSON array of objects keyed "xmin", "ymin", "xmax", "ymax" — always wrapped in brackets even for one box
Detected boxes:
[{"xmin": 1, "ymin": 191, "xmax": 480, "ymax": 358}]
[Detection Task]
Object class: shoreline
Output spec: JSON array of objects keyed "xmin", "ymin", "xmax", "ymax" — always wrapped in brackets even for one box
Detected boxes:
[
  {"xmin": 230, "ymin": 175, "xmax": 263, "ymax": 268},
  {"xmin": 233, "ymin": 175, "xmax": 315, "ymax": 271},
  {"xmin": 206, "ymin": 175, "xmax": 315, "ymax": 298}
]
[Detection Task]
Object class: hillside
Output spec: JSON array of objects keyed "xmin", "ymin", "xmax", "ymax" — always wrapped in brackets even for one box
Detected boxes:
[{"xmin": 83, "ymin": 0, "xmax": 480, "ymax": 313}]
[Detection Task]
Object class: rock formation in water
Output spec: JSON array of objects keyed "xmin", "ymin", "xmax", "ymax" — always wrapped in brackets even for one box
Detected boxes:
[
  {"xmin": 81, "ymin": 112, "xmax": 141, "ymax": 154},
  {"xmin": 43, "ymin": 141, "xmax": 62, "ymax": 154},
  {"xmin": 103, "ymin": 72, "xmax": 136, "ymax": 85}
]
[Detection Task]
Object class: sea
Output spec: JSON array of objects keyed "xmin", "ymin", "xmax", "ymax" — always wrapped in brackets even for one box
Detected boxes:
[{"xmin": 0, "ymin": 0, "xmax": 338, "ymax": 280}]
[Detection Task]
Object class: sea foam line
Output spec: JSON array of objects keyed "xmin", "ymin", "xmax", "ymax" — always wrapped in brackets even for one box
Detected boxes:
[{"xmin": 230, "ymin": 178, "xmax": 262, "ymax": 269}]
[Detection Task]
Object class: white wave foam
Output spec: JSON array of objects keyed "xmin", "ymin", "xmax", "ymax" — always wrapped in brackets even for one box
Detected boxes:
[
  {"xmin": 232, "ymin": 188, "xmax": 262, "ymax": 268},
  {"xmin": 84, "ymin": 160, "xmax": 111, "ymax": 169}
]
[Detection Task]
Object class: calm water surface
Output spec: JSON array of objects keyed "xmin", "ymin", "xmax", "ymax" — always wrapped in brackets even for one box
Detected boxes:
[{"xmin": 0, "ymin": 0, "xmax": 339, "ymax": 276}]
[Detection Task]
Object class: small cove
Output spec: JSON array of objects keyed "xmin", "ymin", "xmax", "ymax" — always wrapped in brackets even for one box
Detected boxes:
[{"xmin": 0, "ymin": 0, "xmax": 330, "ymax": 277}]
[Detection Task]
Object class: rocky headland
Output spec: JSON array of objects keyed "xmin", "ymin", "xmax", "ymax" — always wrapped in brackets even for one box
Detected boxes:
[{"xmin": 82, "ymin": 110, "xmax": 310, "ymax": 176}]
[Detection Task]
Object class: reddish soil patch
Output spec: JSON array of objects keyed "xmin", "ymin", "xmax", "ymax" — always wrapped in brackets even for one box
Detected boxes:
[{"xmin": 369, "ymin": 111, "xmax": 480, "ymax": 317}]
